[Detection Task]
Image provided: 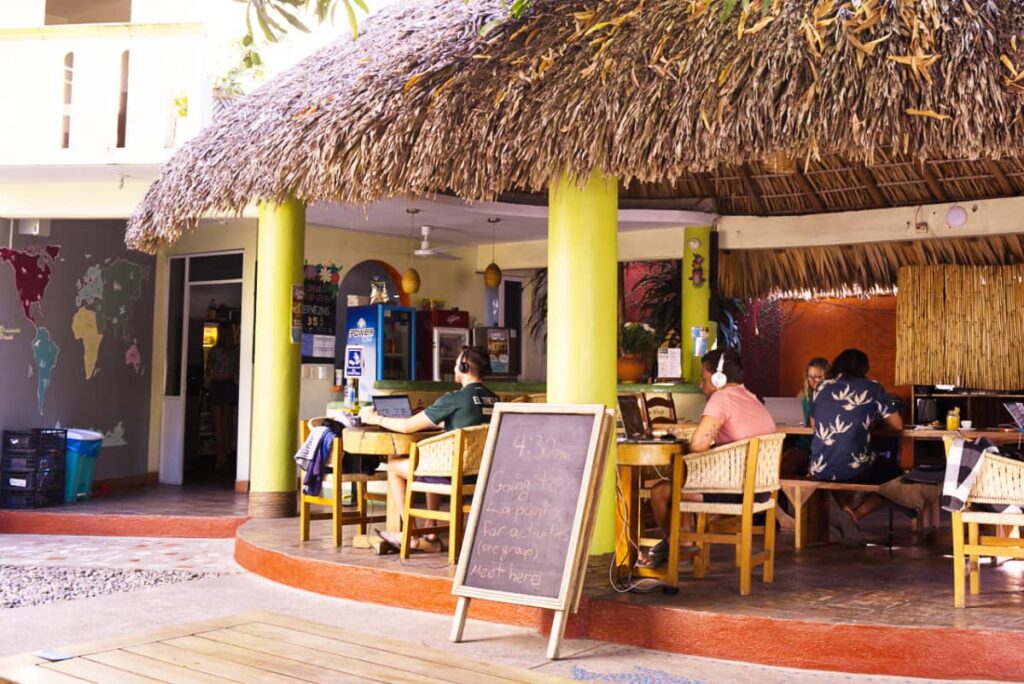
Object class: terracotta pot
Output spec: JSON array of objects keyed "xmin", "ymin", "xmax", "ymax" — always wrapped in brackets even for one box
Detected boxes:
[{"xmin": 617, "ymin": 353, "xmax": 646, "ymax": 383}]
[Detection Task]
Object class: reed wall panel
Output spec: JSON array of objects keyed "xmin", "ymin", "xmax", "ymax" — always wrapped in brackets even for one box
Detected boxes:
[{"xmin": 895, "ymin": 265, "xmax": 1024, "ymax": 390}]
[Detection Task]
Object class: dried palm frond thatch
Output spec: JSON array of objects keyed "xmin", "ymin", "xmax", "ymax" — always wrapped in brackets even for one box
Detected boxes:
[
  {"xmin": 127, "ymin": 0, "xmax": 1024, "ymax": 253},
  {"xmin": 896, "ymin": 264, "xmax": 1024, "ymax": 389},
  {"xmin": 718, "ymin": 234, "xmax": 1024, "ymax": 300}
]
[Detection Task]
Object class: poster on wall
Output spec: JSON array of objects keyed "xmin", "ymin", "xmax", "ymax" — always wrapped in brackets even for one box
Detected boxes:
[{"xmin": 301, "ymin": 263, "xmax": 341, "ymax": 362}]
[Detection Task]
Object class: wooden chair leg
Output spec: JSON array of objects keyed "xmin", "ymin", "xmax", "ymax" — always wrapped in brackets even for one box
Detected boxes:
[
  {"xmin": 332, "ymin": 474, "xmax": 342, "ymax": 548},
  {"xmin": 357, "ymin": 481, "xmax": 368, "ymax": 535},
  {"xmin": 739, "ymin": 509, "xmax": 753, "ymax": 596},
  {"xmin": 299, "ymin": 490, "xmax": 310, "ymax": 541},
  {"xmin": 449, "ymin": 484, "xmax": 462, "ymax": 565},
  {"xmin": 694, "ymin": 513, "xmax": 709, "ymax": 578},
  {"xmin": 400, "ymin": 482, "xmax": 415, "ymax": 560},
  {"xmin": 952, "ymin": 511, "xmax": 965, "ymax": 607},
  {"xmin": 968, "ymin": 522, "xmax": 980, "ymax": 595},
  {"xmin": 763, "ymin": 498, "xmax": 777, "ymax": 584}
]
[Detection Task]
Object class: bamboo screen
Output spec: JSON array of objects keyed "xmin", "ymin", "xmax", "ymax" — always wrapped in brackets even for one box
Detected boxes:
[{"xmin": 895, "ymin": 265, "xmax": 1024, "ymax": 389}]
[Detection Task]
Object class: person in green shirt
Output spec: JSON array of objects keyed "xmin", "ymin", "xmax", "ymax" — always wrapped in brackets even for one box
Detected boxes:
[{"xmin": 359, "ymin": 346, "xmax": 497, "ymax": 551}]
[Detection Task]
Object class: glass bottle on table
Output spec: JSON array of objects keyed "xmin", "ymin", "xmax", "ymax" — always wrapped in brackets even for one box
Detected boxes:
[{"xmin": 946, "ymin": 407, "xmax": 960, "ymax": 431}]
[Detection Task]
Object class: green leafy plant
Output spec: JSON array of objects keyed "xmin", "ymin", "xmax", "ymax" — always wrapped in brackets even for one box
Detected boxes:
[{"xmin": 620, "ymin": 322, "xmax": 658, "ymax": 355}]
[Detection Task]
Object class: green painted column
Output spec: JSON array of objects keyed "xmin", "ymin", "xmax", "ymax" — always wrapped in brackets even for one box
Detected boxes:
[
  {"xmin": 682, "ymin": 225, "xmax": 713, "ymax": 382},
  {"xmin": 249, "ymin": 198, "xmax": 305, "ymax": 518},
  {"xmin": 547, "ymin": 171, "xmax": 618, "ymax": 555}
]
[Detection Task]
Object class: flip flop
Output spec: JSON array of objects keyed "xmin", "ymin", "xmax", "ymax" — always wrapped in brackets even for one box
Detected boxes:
[
  {"xmin": 636, "ymin": 539, "xmax": 669, "ymax": 569},
  {"xmin": 378, "ymin": 530, "xmax": 442, "ymax": 553}
]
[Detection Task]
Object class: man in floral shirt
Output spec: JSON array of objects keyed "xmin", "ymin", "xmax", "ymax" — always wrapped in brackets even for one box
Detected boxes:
[{"xmin": 808, "ymin": 349, "xmax": 904, "ymax": 542}]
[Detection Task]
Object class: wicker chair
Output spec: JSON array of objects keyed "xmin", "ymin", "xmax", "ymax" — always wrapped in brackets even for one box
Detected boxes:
[
  {"xmin": 643, "ymin": 392, "xmax": 677, "ymax": 425},
  {"xmin": 401, "ymin": 425, "xmax": 489, "ymax": 564},
  {"xmin": 678, "ymin": 432, "xmax": 786, "ymax": 595},
  {"xmin": 297, "ymin": 419, "xmax": 387, "ymax": 547},
  {"xmin": 944, "ymin": 437, "xmax": 1024, "ymax": 607}
]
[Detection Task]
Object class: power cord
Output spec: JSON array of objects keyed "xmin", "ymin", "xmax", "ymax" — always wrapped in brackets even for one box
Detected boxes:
[{"xmin": 607, "ymin": 465, "xmax": 666, "ymax": 594}]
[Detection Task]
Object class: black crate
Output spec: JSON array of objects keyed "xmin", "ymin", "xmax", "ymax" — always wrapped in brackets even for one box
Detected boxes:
[
  {"xmin": 2, "ymin": 429, "xmax": 67, "ymax": 454},
  {"xmin": 0, "ymin": 488, "xmax": 62, "ymax": 509},
  {"xmin": 1, "ymin": 467, "xmax": 64, "ymax": 492},
  {"xmin": 1, "ymin": 449, "xmax": 64, "ymax": 472}
]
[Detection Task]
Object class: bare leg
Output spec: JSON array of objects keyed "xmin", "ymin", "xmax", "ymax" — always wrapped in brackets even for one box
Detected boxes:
[
  {"xmin": 849, "ymin": 493, "xmax": 887, "ymax": 523},
  {"xmin": 650, "ymin": 481, "xmax": 671, "ymax": 537},
  {"xmin": 387, "ymin": 458, "xmax": 410, "ymax": 525}
]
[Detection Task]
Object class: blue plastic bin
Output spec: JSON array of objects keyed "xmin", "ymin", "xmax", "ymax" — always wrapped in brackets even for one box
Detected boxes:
[{"xmin": 65, "ymin": 429, "xmax": 103, "ymax": 503}]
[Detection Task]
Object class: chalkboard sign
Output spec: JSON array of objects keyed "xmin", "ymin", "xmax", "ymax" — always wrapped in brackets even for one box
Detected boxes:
[
  {"xmin": 452, "ymin": 403, "xmax": 613, "ymax": 614},
  {"xmin": 301, "ymin": 263, "xmax": 340, "ymax": 362}
]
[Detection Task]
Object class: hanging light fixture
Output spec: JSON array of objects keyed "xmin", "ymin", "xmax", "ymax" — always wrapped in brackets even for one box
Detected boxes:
[
  {"xmin": 402, "ymin": 208, "xmax": 421, "ymax": 294},
  {"xmin": 484, "ymin": 217, "xmax": 502, "ymax": 288}
]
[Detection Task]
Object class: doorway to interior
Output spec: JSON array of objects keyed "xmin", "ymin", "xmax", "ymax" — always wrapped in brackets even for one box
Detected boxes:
[{"xmin": 161, "ymin": 252, "xmax": 244, "ymax": 487}]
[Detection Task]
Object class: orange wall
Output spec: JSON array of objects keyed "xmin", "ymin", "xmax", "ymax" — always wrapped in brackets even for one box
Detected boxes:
[{"xmin": 777, "ymin": 297, "xmax": 910, "ymax": 406}]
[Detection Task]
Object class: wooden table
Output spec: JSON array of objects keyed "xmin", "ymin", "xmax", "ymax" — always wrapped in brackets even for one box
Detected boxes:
[
  {"xmin": 614, "ymin": 440, "xmax": 686, "ymax": 592},
  {"xmin": 342, "ymin": 426, "xmax": 440, "ymax": 533},
  {"xmin": 777, "ymin": 425, "xmax": 1024, "ymax": 467}
]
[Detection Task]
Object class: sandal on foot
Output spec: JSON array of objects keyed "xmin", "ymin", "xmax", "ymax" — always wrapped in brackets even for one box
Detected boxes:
[
  {"xmin": 379, "ymin": 530, "xmax": 442, "ymax": 553},
  {"xmin": 636, "ymin": 539, "xmax": 669, "ymax": 569}
]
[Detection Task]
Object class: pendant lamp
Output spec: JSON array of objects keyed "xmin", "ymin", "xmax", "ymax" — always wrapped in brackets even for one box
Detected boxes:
[
  {"xmin": 484, "ymin": 217, "xmax": 502, "ymax": 288},
  {"xmin": 402, "ymin": 207, "xmax": 421, "ymax": 294}
]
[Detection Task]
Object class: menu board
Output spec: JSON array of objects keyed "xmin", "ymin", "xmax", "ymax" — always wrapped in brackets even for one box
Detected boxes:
[
  {"xmin": 301, "ymin": 263, "xmax": 340, "ymax": 362},
  {"xmin": 453, "ymin": 404, "xmax": 612, "ymax": 610}
]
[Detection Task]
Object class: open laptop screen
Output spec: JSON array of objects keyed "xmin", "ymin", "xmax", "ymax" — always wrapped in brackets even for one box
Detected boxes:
[
  {"xmin": 373, "ymin": 395, "xmax": 413, "ymax": 419},
  {"xmin": 763, "ymin": 397, "xmax": 806, "ymax": 426},
  {"xmin": 617, "ymin": 395, "xmax": 649, "ymax": 440}
]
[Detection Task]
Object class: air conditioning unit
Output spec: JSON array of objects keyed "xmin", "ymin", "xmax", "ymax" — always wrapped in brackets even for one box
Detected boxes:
[{"xmin": 17, "ymin": 219, "xmax": 50, "ymax": 237}]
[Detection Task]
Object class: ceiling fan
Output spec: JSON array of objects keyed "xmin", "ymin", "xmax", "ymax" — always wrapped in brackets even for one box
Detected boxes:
[{"xmin": 413, "ymin": 225, "xmax": 462, "ymax": 260}]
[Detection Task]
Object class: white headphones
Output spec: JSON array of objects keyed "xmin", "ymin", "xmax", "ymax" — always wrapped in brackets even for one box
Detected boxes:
[{"xmin": 710, "ymin": 351, "xmax": 728, "ymax": 389}]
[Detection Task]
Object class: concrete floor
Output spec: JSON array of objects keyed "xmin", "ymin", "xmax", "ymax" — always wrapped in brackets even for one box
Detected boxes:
[{"xmin": 0, "ymin": 534, "xmax": 993, "ymax": 684}]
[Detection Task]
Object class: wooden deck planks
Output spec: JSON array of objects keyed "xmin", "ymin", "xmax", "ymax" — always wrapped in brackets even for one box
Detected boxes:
[
  {"xmin": 122, "ymin": 642, "xmax": 307, "ymax": 684},
  {"xmin": 0, "ymin": 612, "xmax": 568, "ymax": 684}
]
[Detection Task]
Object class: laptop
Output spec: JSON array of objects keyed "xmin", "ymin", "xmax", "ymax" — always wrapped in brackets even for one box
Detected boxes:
[
  {"xmin": 1004, "ymin": 402, "xmax": 1024, "ymax": 430},
  {"xmin": 617, "ymin": 394, "xmax": 652, "ymax": 441},
  {"xmin": 372, "ymin": 395, "xmax": 413, "ymax": 419},
  {"xmin": 764, "ymin": 397, "xmax": 806, "ymax": 426}
]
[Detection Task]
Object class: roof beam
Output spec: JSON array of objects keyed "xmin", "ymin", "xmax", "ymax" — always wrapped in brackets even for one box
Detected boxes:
[
  {"xmin": 984, "ymin": 159, "xmax": 1017, "ymax": 196},
  {"xmin": 918, "ymin": 161, "xmax": 949, "ymax": 203},
  {"xmin": 849, "ymin": 162, "xmax": 889, "ymax": 208},
  {"xmin": 737, "ymin": 164, "xmax": 768, "ymax": 215},
  {"xmin": 791, "ymin": 170, "xmax": 826, "ymax": 212}
]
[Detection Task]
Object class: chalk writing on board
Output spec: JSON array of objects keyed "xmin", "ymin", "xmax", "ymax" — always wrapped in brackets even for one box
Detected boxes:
[{"xmin": 462, "ymin": 412, "xmax": 595, "ymax": 598}]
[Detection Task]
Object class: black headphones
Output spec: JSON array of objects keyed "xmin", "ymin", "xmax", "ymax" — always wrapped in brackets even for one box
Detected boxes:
[{"xmin": 458, "ymin": 346, "xmax": 491, "ymax": 376}]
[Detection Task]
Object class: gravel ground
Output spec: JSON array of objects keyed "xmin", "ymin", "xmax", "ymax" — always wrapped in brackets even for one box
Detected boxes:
[{"xmin": 0, "ymin": 565, "xmax": 222, "ymax": 609}]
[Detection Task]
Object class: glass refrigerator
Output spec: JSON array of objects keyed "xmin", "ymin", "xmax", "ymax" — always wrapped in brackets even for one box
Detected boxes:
[
  {"xmin": 344, "ymin": 304, "xmax": 416, "ymax": 401},
  {"xmin": 433, "ymin": 327, "xmax": 471, "ymax": 382}
]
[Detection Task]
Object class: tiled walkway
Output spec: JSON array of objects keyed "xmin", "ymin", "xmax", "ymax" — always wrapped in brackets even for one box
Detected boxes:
[
  {"xmin": 0, "ymin": 534, "xmax": 241, "ymax": 574},
  {"xmin": 50, "ymin": 484, "xmax": 249, "ymax": 517}
]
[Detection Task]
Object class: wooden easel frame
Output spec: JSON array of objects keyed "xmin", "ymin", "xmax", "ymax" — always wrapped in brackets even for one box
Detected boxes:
[{"xmin": 450, "ymin": 403, "xmax": 614, "ymax": 659}]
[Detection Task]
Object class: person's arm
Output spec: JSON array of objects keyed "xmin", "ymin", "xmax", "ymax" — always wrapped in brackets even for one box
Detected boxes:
[
  {"xmin": 883, "ymin": 411, "xmax": 903, "ymax": 431},
  {"xmin": 358, "ymin": 406, "xmax": 438, "ymax": 434},
  {"xmin": 688, "ymin": 414, "xmax": 721, "ymax": 453}
]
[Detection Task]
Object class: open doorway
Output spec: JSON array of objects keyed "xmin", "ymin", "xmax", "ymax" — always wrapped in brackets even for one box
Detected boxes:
[{"xmin": 161, "ymin": 252, "xmax": 244, "ymax": 487}]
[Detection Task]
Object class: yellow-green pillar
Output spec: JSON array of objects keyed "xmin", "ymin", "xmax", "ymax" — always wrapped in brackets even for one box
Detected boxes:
[
  {"xmin": 249, "ymin": 198, "xmax": 305, "ymax": 517},
  {"xmin": 682, "ymin": 225, "xmax": 713, "ymax": 382},
  {"xmin": 547, "ymin": 172, "xmax": 618, "ymax": 555}
]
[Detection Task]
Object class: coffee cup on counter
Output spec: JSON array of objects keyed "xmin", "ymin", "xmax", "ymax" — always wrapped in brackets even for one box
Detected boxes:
[{"xmin": 960, "ymin": 420, "xmax": 973, "ymax": 429}]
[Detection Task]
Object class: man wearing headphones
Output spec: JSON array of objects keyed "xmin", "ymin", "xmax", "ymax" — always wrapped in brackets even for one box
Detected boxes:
[
  {"xmin": 639, "ymin": 348, "xmax": 776, "ymax": 568},
  {"xmin": 359, "ymin": 346, "xmax": 497, "ymax": 552}
]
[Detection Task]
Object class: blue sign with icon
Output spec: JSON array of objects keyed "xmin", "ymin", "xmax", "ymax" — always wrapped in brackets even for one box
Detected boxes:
[{"xmin": 344, "ymin": 346, "xmax": 363, "ymax": 378}]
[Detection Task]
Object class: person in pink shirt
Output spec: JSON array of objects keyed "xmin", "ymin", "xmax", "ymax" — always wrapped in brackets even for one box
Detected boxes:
[{"xmin": 639, "ymin": 348, "xmax": 776, "ymax": 568}]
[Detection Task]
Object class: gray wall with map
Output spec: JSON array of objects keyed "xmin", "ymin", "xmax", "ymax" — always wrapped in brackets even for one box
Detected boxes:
[{"xmin": 0, "ymin": 220, "xmax": 155, "ymax": 481}]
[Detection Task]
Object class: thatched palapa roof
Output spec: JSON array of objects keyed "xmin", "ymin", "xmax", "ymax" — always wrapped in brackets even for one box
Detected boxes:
[
  {"xmin": 719, "ymin": 233, "xmax": 1024, "ymax": 299},
  {"xmin": 128, "ymin": 0, "xmax": 1024, "ymax": 253}
]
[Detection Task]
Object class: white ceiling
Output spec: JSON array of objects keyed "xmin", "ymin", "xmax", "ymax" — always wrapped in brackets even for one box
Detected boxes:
[{"xmin": 308, "ymin": 194, "xmax": 715, "ymax": 247}]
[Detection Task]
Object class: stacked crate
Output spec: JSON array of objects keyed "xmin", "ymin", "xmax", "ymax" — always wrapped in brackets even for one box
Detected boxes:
[{"xmin": 1, "ymin": 429, "xmax": 67, "ymax": 508}]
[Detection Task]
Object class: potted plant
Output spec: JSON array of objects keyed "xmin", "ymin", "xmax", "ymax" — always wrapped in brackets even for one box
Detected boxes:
[{"xmin": 618, "ymin": 322, "xmax": 657, "ymax": 383}]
